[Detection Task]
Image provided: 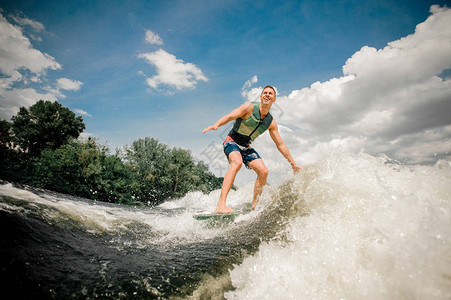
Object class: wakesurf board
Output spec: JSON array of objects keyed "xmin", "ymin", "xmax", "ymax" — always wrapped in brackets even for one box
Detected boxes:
[{"xmin": 193, "ymin": 211, "xmax": 241, "ymax": 221}]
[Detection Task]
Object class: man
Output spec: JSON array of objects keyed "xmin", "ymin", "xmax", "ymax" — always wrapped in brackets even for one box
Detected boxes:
[{"xmin": 203, "ymin": 85, "xmax": 302, "ymax": 213}]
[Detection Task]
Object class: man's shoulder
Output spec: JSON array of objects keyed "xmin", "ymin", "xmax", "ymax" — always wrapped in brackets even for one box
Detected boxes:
[
  {"xmin": 239, "ymin": 102, "xmax": 254, "ymax": 110},
  {"xmin": 241, "ymin": 102, "xmax": 255, "ymax": 114},
  {"xmin": 268, "ymin": 117, "xmax": 277, "ymax": 129},
  {"xmin": 267, "ymin": 110, "xmax": 274, "ymax": 120}
]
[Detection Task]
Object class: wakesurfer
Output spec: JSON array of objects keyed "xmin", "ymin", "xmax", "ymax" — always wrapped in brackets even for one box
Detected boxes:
[{"xmin": 202, "ymin": 85, "xmax": 302, "ymax": 213}]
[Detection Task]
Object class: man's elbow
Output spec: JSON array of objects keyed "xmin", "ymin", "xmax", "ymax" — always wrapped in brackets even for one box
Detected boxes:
[{"xmin": 276, "ymin": 144, "xmax": 287, "ymax": 153}]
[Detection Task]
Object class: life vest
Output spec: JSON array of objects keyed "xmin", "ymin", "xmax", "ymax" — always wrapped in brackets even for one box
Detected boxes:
[{"xmin": 228, "ymin": 102, "xmax": 273, "ymax": 147}]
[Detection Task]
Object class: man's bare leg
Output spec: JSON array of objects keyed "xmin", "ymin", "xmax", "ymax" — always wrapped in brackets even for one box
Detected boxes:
[
  {"xmin": 248, "ymin": 159, "xmax": 268, "ymax": 210},
  {"xmin": 215, "ymin": 151, "xmax": 242, "ymax": 213}
]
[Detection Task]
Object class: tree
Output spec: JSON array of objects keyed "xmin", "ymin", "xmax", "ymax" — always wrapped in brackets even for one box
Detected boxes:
[
  {"xmin": 2, "ymin": 100, "xmax": 225, "ymax": 205},
  {"xmin": 31, "ymin": 140, "xmax": 87, "ymax": 196},
  {"xmin": 124, "ymin": 137, "xmax": 224, "ymax": 205},
  {"xmin": 0, "ymin": 119, "xmax": 12, "ymax": 147},
  {"xmin": 167, "ymin": 147, "xmax": 196, "ymax": 198},
  {"xmin": 0, "ymin": 119, "xmax": 18, "ymax": 180},
  {"xmin": 11, "ymin": 100, "xmax": 85, "ymax": 156},
  {"xmin": 31, "ymin": 138, "xmax": 133, "ymax": 203},
  {"xmin": 124, "ymin": 137, "xmax": 170, "ymax": 203},
  {"xmin": 192, "ymin": 160, "xmax": 225, "ymax": 193}
]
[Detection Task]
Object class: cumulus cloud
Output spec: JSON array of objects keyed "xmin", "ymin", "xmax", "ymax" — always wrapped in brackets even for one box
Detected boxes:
[
  {"xmin": 0, "ymin": 14, "xmax": 60, "ymax": 78},
  {"xmin": 255, "ymin": 5, "xmax": 451, "ymax": 169},
  {"xmin": 78, "ymin": 132, "xmax": 94, "ymax": 141},
  {"xmin": 9, "ymin": 14, "xmax": 45, "ymax": 32},
  {"xmin": 139, "ymin": 49, "xmax": 208, "ymax": 92},
  {"xmin": 57, "ymin": 78, "xmax": 83, "ymax": 91},
  {"xmin": 242, "ymin": 75, "xmax": 258, "ymax": 90},
  {"xmin": 145, "ymin": 29, "xmax": 163, "ymax": 45},
  {"xmin": 0, "ymin": 12, "xmax": 82, "ymax": 120},
  {"xmin": 240, "ymin": 75, "xmax": 281, "ymax": 103},
  {"xmin": 73, "ymin": 109, "xmax": 92, "ymax": 117},
  {"xmin": 0, "ymin": 88, "xmax": 57, "ymax": 120},
  {"xmin": 44, "ymin": 78, "xmax": 84, "ymax": 99},
  {"xmin": 241, "ymin": 75, "xmax": 261, "ymax": 101}
]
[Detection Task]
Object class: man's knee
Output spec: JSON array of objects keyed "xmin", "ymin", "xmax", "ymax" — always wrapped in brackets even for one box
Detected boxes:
[
  {"xmin": 230, "ymin": 160, "xmax": 242, "ymax": 171},
  {"xmin": 228, "ymin": 151, "xmax": 242, "ymax": 169},
  {"xmin": 254, "ymin": 165, "xmax": 268, "ymax": 179},
  {"xmin": 229, "ymin": 156, "xmax": 243, "ymax": 171},
  {"xmin": 259, "ymin": 166, "xmax": 269, "ymax": 178}
]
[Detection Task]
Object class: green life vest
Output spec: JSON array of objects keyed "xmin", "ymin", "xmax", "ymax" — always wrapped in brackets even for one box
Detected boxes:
[{"xmin": 228, "ymin": 102, "xmax": 273, "ymax": 147}]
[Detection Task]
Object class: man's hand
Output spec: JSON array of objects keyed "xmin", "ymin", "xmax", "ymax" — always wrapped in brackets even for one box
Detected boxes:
[
  {"xmin": 291, "ymin": 163, "xmax": 302, "ymax": 173},
  {"xmin": 202, "ymin": 125, "xmax": 218, "ymax": 134}
]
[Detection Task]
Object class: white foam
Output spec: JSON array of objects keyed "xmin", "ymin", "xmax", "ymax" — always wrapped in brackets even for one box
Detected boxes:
[
  {"xmin": 0, "ymin": 181, "xmax": 259, "ymax": 245},
  {"xmin": 226, "ymin": 153, "xmax": 451, "ymax": 299}
]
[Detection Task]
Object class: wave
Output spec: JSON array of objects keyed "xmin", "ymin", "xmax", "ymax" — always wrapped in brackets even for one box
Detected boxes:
[
  {"xmin": 224, "ymin": 153, "xmax": 451, "ymax": 299},
  {"xmin": 1, "ymin": 152, "xmax": 450, "ymax": 299}
]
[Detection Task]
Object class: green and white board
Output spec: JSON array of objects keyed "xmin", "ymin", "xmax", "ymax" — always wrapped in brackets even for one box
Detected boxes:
[
  {"xmin": 193, "ymin": 204, "xmax": 252, "ymax": 223},
  {"xmin": 193, "ymin": 212, "xmax": 240, "ymax": 220},
  {"xmin": 193, "ymin": 212, "xmax": 241, "ymax": 221}
]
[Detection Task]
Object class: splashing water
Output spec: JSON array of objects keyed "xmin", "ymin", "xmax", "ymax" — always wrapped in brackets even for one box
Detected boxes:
[
  {"xmin": 0, "ymin": 153, "xmax": 450, "ymax": 299},
  {"xmin": 225, "ymin": 153, "xmax": 451, "ymax": 299}
]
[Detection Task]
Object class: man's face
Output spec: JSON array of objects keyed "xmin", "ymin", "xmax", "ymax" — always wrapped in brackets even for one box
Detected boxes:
[{"xmin": 260, "ymin": 87, "xmax": 276, "ymax": 105}]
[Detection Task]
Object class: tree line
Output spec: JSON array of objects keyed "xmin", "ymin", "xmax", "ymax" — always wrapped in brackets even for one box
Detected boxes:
[{"xmin": 0, "ymin": 100, "xmax": 223, "ymax": 205}]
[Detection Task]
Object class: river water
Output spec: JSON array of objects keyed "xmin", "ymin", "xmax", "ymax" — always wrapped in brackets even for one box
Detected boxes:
[{"xmin": 1, "ymin": 153, "xmax": 450, "ymax": 299}]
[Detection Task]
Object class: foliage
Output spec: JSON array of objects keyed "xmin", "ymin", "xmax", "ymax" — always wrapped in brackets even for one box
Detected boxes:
[
  {"xmin": 0, "ymin": 119, "xmax": 32, "ymax": 182},
  {"xmin": 124, "ymin": 137, "xmax": 222, "ymax": 205},
  {"xmin": 30, "ymin": 138, "xmax": 133, "ymax": 204},
  {"xmin": 1, "ymin": 101, "xmax": 223, "ymax": 205},
  {"xmin": 0, "ymin": 120, "xmax": 12, "ymax": 146},
  {"xmin": 11, "ymin": 100, "xmax": 85, "ymax": 156}
]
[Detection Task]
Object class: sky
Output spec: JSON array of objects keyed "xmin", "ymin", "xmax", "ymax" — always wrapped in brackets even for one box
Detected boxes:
[{"xmin": 0, "ymin": 0, "xmax": 450, "ymax": 183}]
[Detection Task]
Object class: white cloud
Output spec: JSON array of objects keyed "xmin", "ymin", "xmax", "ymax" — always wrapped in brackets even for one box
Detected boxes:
[
  {"xmin": 240, "ymin": 75, "xmax": 283, "ymax": 103},
  {"xmin": 44, "ymin": 79, "xmax": 83, "ymax": 99},
  {"xmin": 10, "ymin": 14, "xmax": 45, "ymax": 32},
  {"xmin": 241, "ymin": 87, "xmax": 262, "ymax": 102},
  {"xmin": 0, "ymin": 14, "xmax": 60, "ymax": 78},
  {"xmin": 139, "ymin": 49, "xmax": 208, "ymax": 92},
  {"xmin": 73, "ymin": 109, "xmax": 92, "ymax": 117},
  {"xmin": 0, "ymin": 12, "xmax": 82, "ymax": 120},
  {"xmin": 57, "ymin": 78, "xmax": 83, "ymax": 91},
  {"xmin": 0, "ymin": 88, "xmax": 57, "ymax": 120},
  {"xmin": 145, "ymin": 29, "xmax": 163, "ymax": 45},
  {"xmin": 242, "ymin": 75, "xmax": 258, "ymax": 90},
  {"xmin": 78, "ymin": 132, "xmax": 94, "ymax": 141},
  {"xmin": 241, "ymin": 75, "xmax": 261, "ymax": 101},
  {"xmin": 254, "ymin": 5, "xmax": 451, "ymax": 168}
]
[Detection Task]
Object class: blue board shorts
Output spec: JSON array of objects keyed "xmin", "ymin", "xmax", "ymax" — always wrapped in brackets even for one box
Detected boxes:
[{"xmin": 223, "ymin": 138, "xmax": 261, "ymax": 169}]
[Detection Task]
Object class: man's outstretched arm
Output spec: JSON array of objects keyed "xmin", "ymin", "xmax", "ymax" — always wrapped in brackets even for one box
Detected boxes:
[
  {"xmin": 202, "ymin": 103, "xmax": 253, "ymax": 133},
  {"xmin": 268, "ymin": 120, "xmax": 302, "ymax": 173}
]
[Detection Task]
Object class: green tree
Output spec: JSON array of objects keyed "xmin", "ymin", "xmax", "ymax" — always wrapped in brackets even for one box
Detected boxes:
[
  {"xmin": 0, "ymin": 119, "xmax": 17, "ymax": 180},
  {"xmin": 0, "ymin": 119, "xmax": 12, "ymax": 147},
  {"xmin": 167, "ymin": 147, "xmax": 197, "ymax": 198},
  {"xmin": 192, "ymin": 160, "xmax": 225, "ymax": 193},
  {"xmin": 31, "ymin": 140, "xmax": 87, "ymax": 196},
  {"xmin": 76, "ymin": 138, "xmax": 133, "ymax": 203},
  {"xmin": 0, "ymin": 119, "xmax": 35, "ymax": 182},
  {"xmin": 124, "ymin": 137, "xmax": 223, "ymax": 205},
  {"xmin": 2, "ymin": 101, "xmax": 224, "ymax": 205},
  {"xmin": 125, "ymin": 137, "xmax": 170, "ymax": 203},
  {"xmin": 11, "ymin": 100, "xmax": 85, "ymax": 156},
  {"xmin": 31, "ymin": 138, "xmax": 133, "ymax": 203}
]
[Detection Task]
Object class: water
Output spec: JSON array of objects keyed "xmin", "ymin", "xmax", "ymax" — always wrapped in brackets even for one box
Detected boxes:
[{"xmin": 1, "ymin": 153, "xmax": 450, "ymax": 299}]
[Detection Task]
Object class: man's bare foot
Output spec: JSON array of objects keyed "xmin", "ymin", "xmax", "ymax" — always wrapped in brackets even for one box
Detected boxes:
[
  {"xmin": 214, "ymin": 205, "xmax": 235, "ymax": 214},
  {"xmin": 251, "ymin": 201, "xmax": 258, "ymax": 210}
]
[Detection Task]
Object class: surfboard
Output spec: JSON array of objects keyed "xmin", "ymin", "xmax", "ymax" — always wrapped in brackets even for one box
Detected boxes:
[{"xmin": 193, "ymin": 211, "xmax": 241, "ymax": 221}]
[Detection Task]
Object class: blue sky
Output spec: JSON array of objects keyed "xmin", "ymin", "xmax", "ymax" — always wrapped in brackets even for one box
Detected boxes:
[{"xmin": 1, "ymin": 0, "xmax": 450, "ymax": 179}]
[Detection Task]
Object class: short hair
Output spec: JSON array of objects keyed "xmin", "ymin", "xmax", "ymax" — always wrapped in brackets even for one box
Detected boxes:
[{"xmin": 262, "ymin": 85, "xmax": 276, "ymax": 97}]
